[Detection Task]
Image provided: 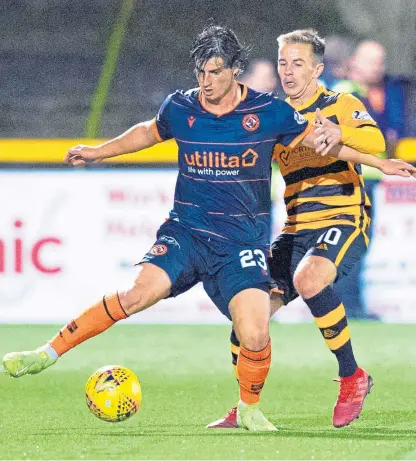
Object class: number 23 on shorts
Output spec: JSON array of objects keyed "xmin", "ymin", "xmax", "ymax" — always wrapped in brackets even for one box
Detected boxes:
[{"xmin": 239, "ymin": 249, "xmax": 268, "ymax": 270}]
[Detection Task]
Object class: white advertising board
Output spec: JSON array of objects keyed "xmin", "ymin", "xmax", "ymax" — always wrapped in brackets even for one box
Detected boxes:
[
  {"xmin": 2, "ymin": 170, "xmax": 413, "ymax": 324},
  {"xmin": 0, "ymin": 169, "xmax": 227, "ymax": 324},
  {"xmin": 362, "ymin": 177, "xmax": 416, "ymax": 322}
]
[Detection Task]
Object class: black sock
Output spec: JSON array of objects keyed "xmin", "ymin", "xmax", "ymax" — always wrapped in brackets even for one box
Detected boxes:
[
  {"xmin": 304, "ymin": 286, "xmax": 357, "ymax": 377},
  {"xmin": 230, "ymin": 328, "xmax": 240, "ymax": 382}
]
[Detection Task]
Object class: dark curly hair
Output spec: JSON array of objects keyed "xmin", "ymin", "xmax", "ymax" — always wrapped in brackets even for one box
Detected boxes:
[{"xmin": 190, "ymin": 25, "xmax": 249, "ymax": 75}]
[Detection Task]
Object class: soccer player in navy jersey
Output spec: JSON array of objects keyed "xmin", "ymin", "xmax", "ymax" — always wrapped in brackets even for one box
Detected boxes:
[
  {"xmin": 5, "ymin": 25, "xmax": 412, "ymax": 431},
  {"xmin": 2, "ymin": 25, "xmax": 319, "ymax": 431},
  {"xmin": 207, "ymin": 29, "xmax": 416, "ymax": 431}
]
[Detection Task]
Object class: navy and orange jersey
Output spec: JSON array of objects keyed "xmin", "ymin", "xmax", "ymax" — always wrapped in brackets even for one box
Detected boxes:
[
  {"xmin": 274, "ymin": 85, "xmax": 379, "ymax": 239},
  {"xmin": 152, "ymin": 84, "xmax": 310, "ymax": 245}
]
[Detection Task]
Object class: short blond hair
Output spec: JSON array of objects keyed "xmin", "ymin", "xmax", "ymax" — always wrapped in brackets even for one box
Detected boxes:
[{"xmin": 277, "ymin": 29, "xmax": 325, "ymax": 63}]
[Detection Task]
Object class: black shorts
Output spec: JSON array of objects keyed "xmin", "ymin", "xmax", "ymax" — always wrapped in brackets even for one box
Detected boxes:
[{"xmin": 269, "ymin": 225, "xmax": 369, "ymax": 305}]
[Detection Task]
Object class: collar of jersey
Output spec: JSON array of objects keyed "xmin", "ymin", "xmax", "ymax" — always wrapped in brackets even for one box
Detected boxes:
[
  {"xmin": 285, "ymin": 84, "xmax": 327, "ymax": 111},
  {"xmin": 198, "ymin": 83, "xmax": 248, "ymax": 117}
]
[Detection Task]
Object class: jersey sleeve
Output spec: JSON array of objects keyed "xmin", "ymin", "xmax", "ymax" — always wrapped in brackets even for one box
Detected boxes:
[
  {"xmin": 153, "ymin": 94, "xmax": 174, "ymax": 142},
  {"xmin": 338, "ymin": 93, "xmax": 378, "ymax": 128},
  {"xmin": 274, "ymin": 99, "xmax": 311, "ymax": 149},
  {"xmin": 338, "ymin": 93, "xmax": 385, "ymax": 154}
]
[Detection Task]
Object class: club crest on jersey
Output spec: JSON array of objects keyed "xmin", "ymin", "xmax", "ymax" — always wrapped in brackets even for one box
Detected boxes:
[
  {"xmin": 294, "ymin": 111, "xmax": 307, "ymax": 124},
  {"xmin": 149, "ymin": 244, "xmax": 168, "ymax": 256},
  {"xmin": 158, "ymin": 235, "xmax": 181, "ymax": 249},
  {"xmin": 242, "ymin": 114, "xmax": 260, "ymax": 131},
  {"xmin": 352, "ymin": 110, "xmax": 375, "ymax": 122},
  {"xmin": 279, "ymin": 149, "xmax": 290, "ymax": 166},
  {"xmin": 188, "ymin": 116, "xmax": 196, "ymax": 128}
]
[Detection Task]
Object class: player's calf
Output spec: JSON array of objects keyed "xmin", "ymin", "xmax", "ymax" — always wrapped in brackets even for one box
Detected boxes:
[
  {"xmin": 3, "ymin": 292, "xmax": 127, "ymax": 378},
  {"xmin": 208, "ymin": 295, "xmax": 284, "ymax": 430},
  {"xmin": 118, "ymin": 263, "xmax": 171, "ymax": 315},
  {"xmin": 228, "ymin": 288, "xmax": 274, "ymax": 428},
  {"xmin": 3, "ymin": 264, "xmax": 172, "ymax": 379}
]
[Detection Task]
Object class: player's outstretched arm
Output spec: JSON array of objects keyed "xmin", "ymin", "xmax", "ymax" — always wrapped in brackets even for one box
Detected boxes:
[
  {"xmin": 313, "ymin": 108, "xmax": 385, "ymax": 156},
  {"xmin": 64, "ymin": 119, "xmax": 159, "ymax": 165},
  {"xmin": 329, "ymin": 144, "xmax": 416, "ymax": 178}
]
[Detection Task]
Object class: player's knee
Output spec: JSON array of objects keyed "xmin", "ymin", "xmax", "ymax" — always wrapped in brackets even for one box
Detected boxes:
[
  {"xmin": 270, "ymin": 292, "xmax": 284, "ymax": 317},
  {"xmin": 238, "ymin": 323, "xmax": 269, "ymax": 351},
  {"xmin": 293, "ymin": 267, "xmax": 332, "ymax": 299},
  {"xmin": 241, "ymin": 335, "xmax": 269, "ymax": 352}
]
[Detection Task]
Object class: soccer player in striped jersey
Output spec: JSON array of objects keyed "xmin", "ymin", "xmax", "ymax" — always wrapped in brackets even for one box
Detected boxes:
[{"xmin": 208, "ymin": 29, "xmax": 416, "ymax": 430}]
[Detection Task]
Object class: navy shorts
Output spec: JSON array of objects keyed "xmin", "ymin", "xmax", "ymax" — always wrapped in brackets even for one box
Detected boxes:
[
  {"xmin": 269, "ymin": 225, "xmax": 369, "ymax": 305},
  {"xmin": 140, "ymin": 220, "xmax": 272, "ymax": 320}
]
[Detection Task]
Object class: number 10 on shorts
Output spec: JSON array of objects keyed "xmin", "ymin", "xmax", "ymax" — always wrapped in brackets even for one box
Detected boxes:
[
  {"xmin": 239, "ymin": 249, "xmax": 268, "ymax": 270},
  {"xmin": 316, "ymin": 227, "xmax": 342, "ymax": 245}
]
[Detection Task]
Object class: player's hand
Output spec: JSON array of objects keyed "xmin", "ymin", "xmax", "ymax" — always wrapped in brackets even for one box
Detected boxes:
[
  {"xmin": 378, "ymin": 158, "xmax": 416, "ymax": 178},
  {"xmin": 64, "ymin": 145, "xmax": 103, "ymax": 165},
  {"xmin": 314, "ymin": 108, "xmax": 342, "ymax": 156}
]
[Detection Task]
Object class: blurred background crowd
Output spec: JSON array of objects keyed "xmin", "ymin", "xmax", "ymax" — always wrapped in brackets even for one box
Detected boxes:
[{"xmin": 1, "ymin": 0, "xmax": 415, "ymax": 162}]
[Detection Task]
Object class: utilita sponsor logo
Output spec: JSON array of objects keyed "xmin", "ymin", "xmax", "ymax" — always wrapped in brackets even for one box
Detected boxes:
[
  {"xmin": 184, "ymin": 149, "xmax": 258, "ymax": 168},
  {"xmin": 0, "ymin": 220, "xmax": 62, "ymax": 274}
]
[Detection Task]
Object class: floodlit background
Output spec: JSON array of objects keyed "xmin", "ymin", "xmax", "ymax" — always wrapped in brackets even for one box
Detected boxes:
[
  {"xmin": 1, "ymin": 2, "xmax": 416, "ymax": 459},
  {"xmin": 1, "ymin": 0, "xmax": 415, "ymax": 137}
]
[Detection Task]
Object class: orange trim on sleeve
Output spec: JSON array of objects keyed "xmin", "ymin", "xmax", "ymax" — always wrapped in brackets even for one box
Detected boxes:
[
  {"xmin": 151, "ymin": 119, "xmax": 164, "ymax": 143},
  {"xmin": 288, "ymin": 122, "xmax": 312, "ymax": 150}
]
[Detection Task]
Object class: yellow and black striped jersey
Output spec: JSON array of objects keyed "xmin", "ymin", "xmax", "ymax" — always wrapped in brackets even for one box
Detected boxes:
[{"xmin": 274, "ymin": 85, "xmax": 379, "ymax": 237}]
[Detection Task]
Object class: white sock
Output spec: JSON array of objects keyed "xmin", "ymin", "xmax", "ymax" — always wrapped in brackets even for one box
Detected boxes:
[{"xmin": 38, "ymin": 344, "xmax": 59, "ymax": 359}]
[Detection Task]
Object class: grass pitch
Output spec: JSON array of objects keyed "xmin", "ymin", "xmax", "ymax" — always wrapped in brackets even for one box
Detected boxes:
[{"xmin": 1, "ymin": 323, "xmax": 416, "ymax": 460}]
